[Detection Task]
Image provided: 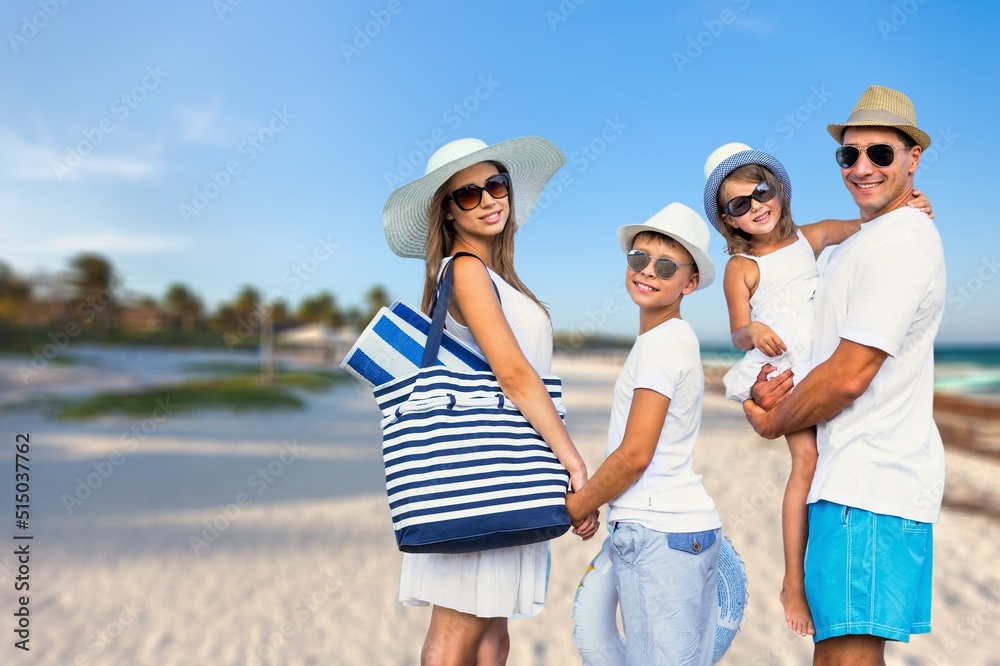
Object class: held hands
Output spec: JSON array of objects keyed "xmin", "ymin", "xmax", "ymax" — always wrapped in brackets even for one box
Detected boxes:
[
  {"xmin": 742, "ymin": 363, "xmax": 794, "ymax": 439},
  {"xmin": 749, "ymin": 322, "xmax": 787, "ymax": 358},
  {"xmin": 907, "ymin": 189, "xmax": 934, "ymax": 219},
  {"xmin": 566, "ymin": 469, "xmax": 600, "ymax": 541}
]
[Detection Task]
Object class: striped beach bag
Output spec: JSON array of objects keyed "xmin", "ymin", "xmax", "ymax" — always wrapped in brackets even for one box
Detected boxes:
[
  {"xmin": 372, "ymin": 254, "xmax": 572, "ymax": 553},
  {"xmin": 340, "ymin": 299, "xmax": 490, "ymax": 388}
]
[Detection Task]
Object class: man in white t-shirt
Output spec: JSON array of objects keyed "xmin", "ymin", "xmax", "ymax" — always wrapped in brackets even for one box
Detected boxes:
[{"xmin": 744, "ymin": 85, "xmax": 945, "ymax": 666}]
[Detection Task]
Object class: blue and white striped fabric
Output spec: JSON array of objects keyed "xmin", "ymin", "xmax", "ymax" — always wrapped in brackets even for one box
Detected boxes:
[
  {"xmin": 374, "ymin": 366, "xmax": 571, "ymax": 553},
  {"xmin": 339, "ymin": 299, "xmax": 490, "ymax": 388}
]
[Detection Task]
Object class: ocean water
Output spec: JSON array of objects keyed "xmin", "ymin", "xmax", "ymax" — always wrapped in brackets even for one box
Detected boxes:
[
  {"xmin": 702, "ymin": 345, "xmax": 1000, "ymax": 399},
  {"xmin": 934, "ymin": 346, "xmax": 1000, "ymax": 398}
]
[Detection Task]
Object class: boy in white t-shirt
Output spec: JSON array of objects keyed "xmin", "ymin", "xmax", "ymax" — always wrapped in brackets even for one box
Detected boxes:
[{"xmin": 567, "ymin": 202, "xmax": 722, "ymax": 664}]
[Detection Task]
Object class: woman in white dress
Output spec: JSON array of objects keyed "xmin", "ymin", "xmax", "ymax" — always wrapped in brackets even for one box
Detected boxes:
[{"xmin": 382, "ymin": 137, "xmax": 599, "ymax": 665}]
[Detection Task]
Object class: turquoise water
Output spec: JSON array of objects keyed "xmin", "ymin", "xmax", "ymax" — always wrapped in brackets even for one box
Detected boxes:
[{"xmin": 702, "ymin": 345, "xmax": 1000, "ymax": 399}]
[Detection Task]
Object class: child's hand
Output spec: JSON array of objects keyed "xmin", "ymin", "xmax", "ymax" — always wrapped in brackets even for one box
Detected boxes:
[
  {"xmin": 750, "ymin": 322, "xmax": 787, "ymax": 357},
  {"xmin": 573, "ymin": 510, "xmax": 600, "ymax": 541},
  {"xmin": 908, "ymin": 189, "xmax": 934, "ymax": 219}
]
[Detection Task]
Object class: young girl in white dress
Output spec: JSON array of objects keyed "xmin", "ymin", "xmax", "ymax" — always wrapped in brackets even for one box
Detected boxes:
[
  {"xmin": 703, "ymin": 143, "xmax": 932, "ymax": 638},
  {"xmin": 382, "ymin": 137, "xmax": 599, "ymax": 664}
]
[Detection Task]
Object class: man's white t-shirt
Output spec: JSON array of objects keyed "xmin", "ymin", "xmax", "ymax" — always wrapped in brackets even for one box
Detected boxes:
[
  {"xmin": 807, "ymin": 206, "xmax": 946, "ymax": 523},
  {"xmin": 607, "ymin": 319, "xmax": 721, "ymax": 532}
]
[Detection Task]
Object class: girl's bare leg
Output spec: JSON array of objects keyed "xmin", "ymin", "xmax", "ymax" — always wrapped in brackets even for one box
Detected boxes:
[{"xmin": 781, "ymin": 427, "xmax": 818, "ymax": 636}]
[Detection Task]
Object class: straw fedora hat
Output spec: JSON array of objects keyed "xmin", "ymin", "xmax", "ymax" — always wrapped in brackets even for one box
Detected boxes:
[
  {"xmin": 616, "ymin": 202, "xmax": 715, "ymax": 290},
  {"xmin": 382, "ymin": 137, "xmax": 565, "ymax": 259},
  {"xmin": 827, "ymin": 85, "xmax": 931, "ymax": 149},
  {"xmin": 702, "ymin": 142, "xmax": 791, "ymax": 232}
]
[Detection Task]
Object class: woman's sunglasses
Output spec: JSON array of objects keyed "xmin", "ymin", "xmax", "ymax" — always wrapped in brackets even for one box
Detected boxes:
[
  {"xmin": 835, "ymin": 143, "xmax": 906, "ymax": 169},
  {"xmin": 626, "ymin": 249, "xmax": 695, "ymax": 280},
  {"xmin": 723, "ymin": 180, "xmax": 777, "ymax": 218},
  {"xmin": 445, "ymin": 173, "xmax": 511, "ymax": 211}
]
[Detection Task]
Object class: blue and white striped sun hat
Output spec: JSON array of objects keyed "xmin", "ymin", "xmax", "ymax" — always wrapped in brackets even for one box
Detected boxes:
[{"xmin": 702, "ymin": 142, "xmax": 792, "ymax": 232}]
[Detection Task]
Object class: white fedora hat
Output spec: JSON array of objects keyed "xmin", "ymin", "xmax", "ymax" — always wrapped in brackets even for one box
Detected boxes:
[
  {"xmin": 382, "ymin": 137, "xmax": 565, "ymax": 258},
  {"xmin": 616, "ymin": 202, "xmax": 715, "ymax": 290}
]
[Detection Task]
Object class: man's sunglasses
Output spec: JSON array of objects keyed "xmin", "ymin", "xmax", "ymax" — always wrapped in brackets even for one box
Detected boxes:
[
  {"xmin": 723, "ymin": 180, "xmax": 777, "ymax": 218},
  {"xmin": 626, "ymin": 249, "xmax": 695, "ymax": 280},
  {"xmin": 835, "ymin": 143, "xmax": 907, "ymax": 169},
  {"xmin": 445, "ymin": 173, "xmax": 511, "ymax": 211}
]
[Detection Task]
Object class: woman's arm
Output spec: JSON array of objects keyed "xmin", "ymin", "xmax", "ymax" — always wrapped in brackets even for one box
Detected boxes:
[{"xmin": 449, "ymin": 256, "xmax": 598, "ymax": 538}]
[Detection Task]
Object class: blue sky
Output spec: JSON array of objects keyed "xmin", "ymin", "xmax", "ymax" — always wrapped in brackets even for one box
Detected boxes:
[{"xmin": 1, "ymin": 0, "xmax": 997, "ymax": 345}]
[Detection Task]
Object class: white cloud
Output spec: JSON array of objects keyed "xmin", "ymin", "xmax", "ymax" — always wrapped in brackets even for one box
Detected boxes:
[
  {"xmin": 173, "ymin": 98, "xmax": 257, "ymax": 146},
  {"xmin": 0, "ymin": 127, "xmax": 162, "ymax": 182}
]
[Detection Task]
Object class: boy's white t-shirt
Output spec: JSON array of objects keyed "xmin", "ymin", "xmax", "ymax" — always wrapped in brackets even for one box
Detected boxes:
[
  {"xmin": 606, "ymin": 318, "xmax": 721, "ymax": 532},
  {"xmin": 807, "ymin": 206, "xmax": 946, "ymax": 524}
]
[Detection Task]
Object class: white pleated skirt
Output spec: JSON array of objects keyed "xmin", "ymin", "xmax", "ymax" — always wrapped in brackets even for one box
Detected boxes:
[{"xmin": 399, "ymin": 541, "xmax": 550, "ymax": 618}]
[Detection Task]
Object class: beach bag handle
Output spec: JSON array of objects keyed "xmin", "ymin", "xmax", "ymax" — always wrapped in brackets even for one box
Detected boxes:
[{"xmin": 422, "ymin": 252, "xmax": 499, "ymax": 368}]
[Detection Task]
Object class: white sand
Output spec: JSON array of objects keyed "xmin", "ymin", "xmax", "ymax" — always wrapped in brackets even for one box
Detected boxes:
[{"xmin": 2, "ymin": 354, "xmax": 1000, "ymax": 665}]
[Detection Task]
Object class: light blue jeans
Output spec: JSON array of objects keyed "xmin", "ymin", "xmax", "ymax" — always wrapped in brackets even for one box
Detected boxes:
[{"xmin": 609, "ymin": 521, "xmax": 720, "ymax": 665}]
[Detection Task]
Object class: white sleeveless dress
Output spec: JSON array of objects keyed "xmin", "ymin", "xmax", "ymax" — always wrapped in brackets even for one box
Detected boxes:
[
  {"xmin": 723, "ymin": 231, "xmax": 819, "ymax": 403},
  {"xmin": 397, "ymin": 258, "xmax": 554, "ymax": 618}
]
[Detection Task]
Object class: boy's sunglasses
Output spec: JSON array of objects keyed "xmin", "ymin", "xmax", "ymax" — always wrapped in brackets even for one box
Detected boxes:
[
  {"xmin": 445, "ymin": 173, "xmax": 511, "ymax": 211},
  {"xmin": 835, "ymin": 143, "xmax": 905, "ymax": 169},
  {"xmin": 626, "ymin": 250, "xmax": 695, "ymax": 280},
  {"xmin": 723, "ymin": 180, "xmax": 777, "ymax": 218}
]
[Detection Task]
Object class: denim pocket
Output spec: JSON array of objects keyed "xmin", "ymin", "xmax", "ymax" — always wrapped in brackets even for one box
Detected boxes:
[
  {"xmin": 610, "ymin": 522, "xmax": 644, "ymax": 568},
  {"xmin": 666, "ymin": 529, "xmax": 718, "ymax": 555},
  {"xmin": 902, "ymin": 518, "xmax": 929, "ymax": 534}
]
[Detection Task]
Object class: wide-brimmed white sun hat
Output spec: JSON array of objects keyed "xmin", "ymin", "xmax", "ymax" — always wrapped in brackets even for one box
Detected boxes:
[
  {"xmin": 702, "ymin": 142, "xmax": 791, "ymax": 232},
  {"xmin": 616, "ymin": 202, "xmax": 715, "ymax": 290},
  {"xmin": 382, "ymin": 137, "xmax": 565, "ymax": 258}
]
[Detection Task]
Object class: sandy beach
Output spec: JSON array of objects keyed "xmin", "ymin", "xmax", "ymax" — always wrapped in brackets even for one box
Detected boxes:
[{"xmin": 2, "ymin": 350, "xmax": 1000, "ymax": 665}]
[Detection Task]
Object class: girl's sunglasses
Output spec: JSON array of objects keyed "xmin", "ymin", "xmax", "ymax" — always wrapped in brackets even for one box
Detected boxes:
[
  {"xmin": 445, "ymin": 173, "xmax": 511, "ymax": 211},
  {"xmin": 626, "ymin": 250, "xmax": 695, "ymax": 280},
  {"xmin": 835, "ymin": 143, "xmax": 906, "ymax": 169},
  {"xmin": 723, "ymin": 180, "xmax": 777, "ymax": 217}
]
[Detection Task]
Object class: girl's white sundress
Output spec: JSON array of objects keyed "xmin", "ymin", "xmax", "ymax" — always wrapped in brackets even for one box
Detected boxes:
[
  {"xmin": 398, "ymin": 257, "xmax": 554, "ymax": 618},
  {"xmin": 723, "ymin": 230, "xmax": 819, "ymax": 403}
]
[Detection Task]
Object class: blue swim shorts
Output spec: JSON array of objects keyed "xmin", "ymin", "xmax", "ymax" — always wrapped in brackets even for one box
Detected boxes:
[{"xmin": 804, "ymin": 500, "xmax": 933, "ymax": 643}]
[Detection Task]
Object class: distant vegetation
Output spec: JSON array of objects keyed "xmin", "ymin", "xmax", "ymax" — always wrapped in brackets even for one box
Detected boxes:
[{"xmin": 0, "ymin": 252, "xmax": 390, "ymax": 352}]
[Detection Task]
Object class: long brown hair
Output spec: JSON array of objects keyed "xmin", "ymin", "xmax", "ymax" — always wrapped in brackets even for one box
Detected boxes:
[
  {"xmin": 716, "ymin": 164, "xmax": 797, "ymax": 256},
  {"xmin": 420, "ymin": 161, "xmax": 549, "ymax": 317}
]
